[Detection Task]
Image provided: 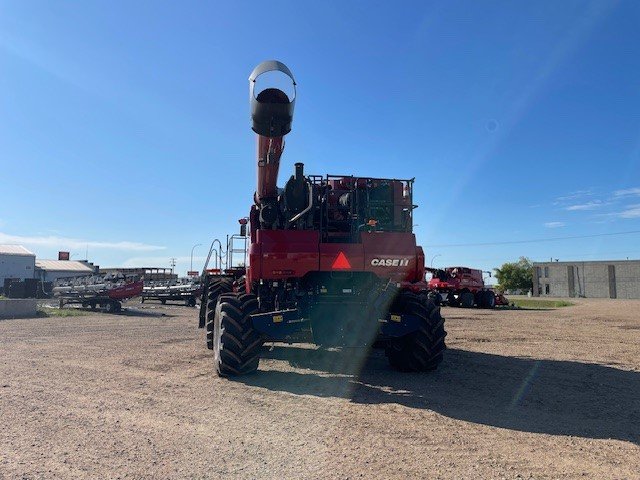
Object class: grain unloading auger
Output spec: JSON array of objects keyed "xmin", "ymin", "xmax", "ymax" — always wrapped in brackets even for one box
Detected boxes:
[{"xmin": 203, "ymin": 60, "xmax": 447, "ymax": 375}]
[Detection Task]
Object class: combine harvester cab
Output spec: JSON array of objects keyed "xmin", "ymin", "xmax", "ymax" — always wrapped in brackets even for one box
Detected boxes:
[{"xmin": 203, "ymin": 61, "xmax": 447, "ymax": 376}]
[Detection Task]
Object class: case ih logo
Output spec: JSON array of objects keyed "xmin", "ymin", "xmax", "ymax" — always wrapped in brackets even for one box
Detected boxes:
[{"xmin": 371, "ymin": 258, "xmax": 410, "ymax": 267}]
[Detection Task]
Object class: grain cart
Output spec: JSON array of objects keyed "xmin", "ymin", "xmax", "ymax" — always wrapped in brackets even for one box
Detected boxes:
[{"xmin": 205, "ymin": 61, "xmax": 446, "ymax": 375}]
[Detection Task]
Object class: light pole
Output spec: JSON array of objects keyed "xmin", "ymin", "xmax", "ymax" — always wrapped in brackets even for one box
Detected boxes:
[
  {"xmin": 430, "ymin": 254, "xmax": 441, "ymax": 267},
  {"xmin": 190, "ymin": 243, "xmax": 202, "ymax": 273}
]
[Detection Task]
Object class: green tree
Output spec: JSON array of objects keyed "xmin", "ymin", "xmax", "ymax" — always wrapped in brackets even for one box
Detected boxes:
[{"xmin": 494, "ymin": 257, "xmax": 534, "ymax": 292}]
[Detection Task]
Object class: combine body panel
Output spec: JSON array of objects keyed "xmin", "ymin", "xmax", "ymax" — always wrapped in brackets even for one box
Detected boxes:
[
  {"xmin": 247, "ymin": 230, "xmax": 422, "ymax": 284},
  {"xmin": 205, "ymin": 61, "xmax": 446, "ymax": 375}
]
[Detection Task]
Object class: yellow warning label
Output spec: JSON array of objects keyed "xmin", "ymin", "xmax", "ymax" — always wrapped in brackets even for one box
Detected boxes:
[
  {"xmin": 390, "ymin": 314, "xmax": 401, "ymax": 323},
  {"xmin": 273, "ymin": 315, "xmax": 284, "ymax": 323}
]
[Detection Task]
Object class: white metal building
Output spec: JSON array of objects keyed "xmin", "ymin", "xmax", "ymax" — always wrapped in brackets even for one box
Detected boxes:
[
  {"xmin": 35, "ymin": 260, "xmax": 97, "ymax": 282},
  {"xmin": 0, "ymin": 245, "xmax": 36, "ymax": 285}
]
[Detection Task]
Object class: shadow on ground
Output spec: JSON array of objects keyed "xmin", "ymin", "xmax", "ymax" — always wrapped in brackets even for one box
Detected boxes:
[
  {"xmin": 119, "ymin": 308, "xmax": 173, "ymax": 317},
  {"xmin": 235, "ymin": 345, "xmax": 640, "ymax": 444}
]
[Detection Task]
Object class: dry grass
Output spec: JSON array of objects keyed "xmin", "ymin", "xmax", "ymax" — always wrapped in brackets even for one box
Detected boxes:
[
  {"xmin": 508, "ymin": 298, "xmax": 574, "ymax": 309},
  {"xmin": 37, "ymin": 307, "xmax": 88, "ymax": 317}
]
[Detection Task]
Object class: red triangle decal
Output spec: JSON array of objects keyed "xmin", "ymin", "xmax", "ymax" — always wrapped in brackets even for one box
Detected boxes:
[{"xmin": 332, "ymin": 251, "xmax": 351, "ymax": 270}]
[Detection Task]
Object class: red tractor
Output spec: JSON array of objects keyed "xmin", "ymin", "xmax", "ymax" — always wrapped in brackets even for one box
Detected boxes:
[
  {"xmin": 426, "ymin": 266, "xmax": 509, "ymax": 308},
  {"xmin": 204, "ymin": 61, "xmax": 446, "ymax": 376}
]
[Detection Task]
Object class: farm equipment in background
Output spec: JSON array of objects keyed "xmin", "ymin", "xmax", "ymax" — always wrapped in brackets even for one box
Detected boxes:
[
  {"xmin": 141, "ymin": 279, "xmax": 202, "ymax": 307},
  {"xmin": 425, "ymin": 266, "xmax": 509, "ymax": 308},
  {"xmin": 53, "ymin": 273, "xmax": 143, "ymax": 313},
  {"xmin": 203, "ymin": 60, "xmax": 446, "ymax": 376}
]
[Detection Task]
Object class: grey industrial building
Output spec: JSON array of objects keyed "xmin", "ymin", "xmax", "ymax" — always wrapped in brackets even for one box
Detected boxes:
[{"xmin": 533, "ymin": 260, "xmax": 640, "ymax": 299}]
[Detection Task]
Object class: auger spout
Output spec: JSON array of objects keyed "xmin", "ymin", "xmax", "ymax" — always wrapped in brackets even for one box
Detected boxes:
[{"xmin": 249, "ymin": 61, "xmax": 296, "ymax": 212}]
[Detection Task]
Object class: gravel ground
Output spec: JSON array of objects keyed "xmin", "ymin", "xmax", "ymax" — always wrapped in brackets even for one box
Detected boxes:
[{"xmin": 1, "ymin": 298, "xmax": 639, "ymax": 479}]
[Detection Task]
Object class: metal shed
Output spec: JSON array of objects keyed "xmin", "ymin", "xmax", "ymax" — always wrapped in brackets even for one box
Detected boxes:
[
  {"xmin": 0, "ymin": 245, "xmax": 36, "ymax": 286},
  {"xmin": 35, "ymin": 260, "xmax": 98, "ymax": 282}
]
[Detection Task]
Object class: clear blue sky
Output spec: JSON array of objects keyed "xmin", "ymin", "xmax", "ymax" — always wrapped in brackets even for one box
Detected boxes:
[{"xmin": 2, "ymin": 0, "xmax": 639, "ymax": 278}]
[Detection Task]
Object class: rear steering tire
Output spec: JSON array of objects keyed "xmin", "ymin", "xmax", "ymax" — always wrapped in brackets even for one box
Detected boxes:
[
  {"xmin": 204, "ymin": 278, "xmax": 233, "ymax": 344},
  {"xmin": 385, "ymin": 291, "xmax": 447, "ymax": 371},
  {"xmin": 213, "ymin": 293, "xmax": 264, "ymax": 376},
  {"xmin": 235, "ymin": 276, "xmax": 246, "ymax": 294}
]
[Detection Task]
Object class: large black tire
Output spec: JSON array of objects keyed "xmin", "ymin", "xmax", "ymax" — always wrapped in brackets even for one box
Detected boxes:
[
  {"xmin": 474, "ymin": 291, "xmax": 484, "ymax": 307},
  {"xmin": 426, "ymin": 290, "xmax": 440, "ymax": 306},
  {"xmin": 235, "ymin": 276, "xmax": 246, "ymax": 294},
  {"xmin": 385, "ymin": 291, "xmax": 447, "ymax": 371},
  {"xmin": 104, "ymin": 300, "xmax": 121, "ymax": 313},
  {"xmin": 204, "ymin": 278, "xmax": 233, "ymax": 344},
  {"xmin": 447, "ymin": 292, "xmax": 459, "ymax": 307},
  {"xmin": 459, "ymin": 290, "xmax": 475, "ymax": 308},
  {"xmin": 481, "ymin": 290, "xmax": 496, "ymax": 309},
  {"xmin": 213, "ymin": 293, "xmax": 263, "ymax": 376}
]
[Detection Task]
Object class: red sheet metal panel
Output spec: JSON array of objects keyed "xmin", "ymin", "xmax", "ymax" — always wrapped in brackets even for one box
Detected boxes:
[{"xmin": 255, "ymin": 230, "xmax": 319, "ymax": 280}]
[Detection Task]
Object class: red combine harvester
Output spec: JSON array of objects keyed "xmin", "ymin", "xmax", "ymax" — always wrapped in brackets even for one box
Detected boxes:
[
  {"xmin": 426, "ymin": 266, "xmax": 509, "ymax": 308},
  {"xmin": 204, "ymin": 61, "xmax": 446, "ymax": 376}
]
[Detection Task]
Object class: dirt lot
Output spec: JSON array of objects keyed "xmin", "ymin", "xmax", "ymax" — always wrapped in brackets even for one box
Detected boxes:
[{"xmin": 1, "ymin": 298, "xmax": 639, "ymax": 479}]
